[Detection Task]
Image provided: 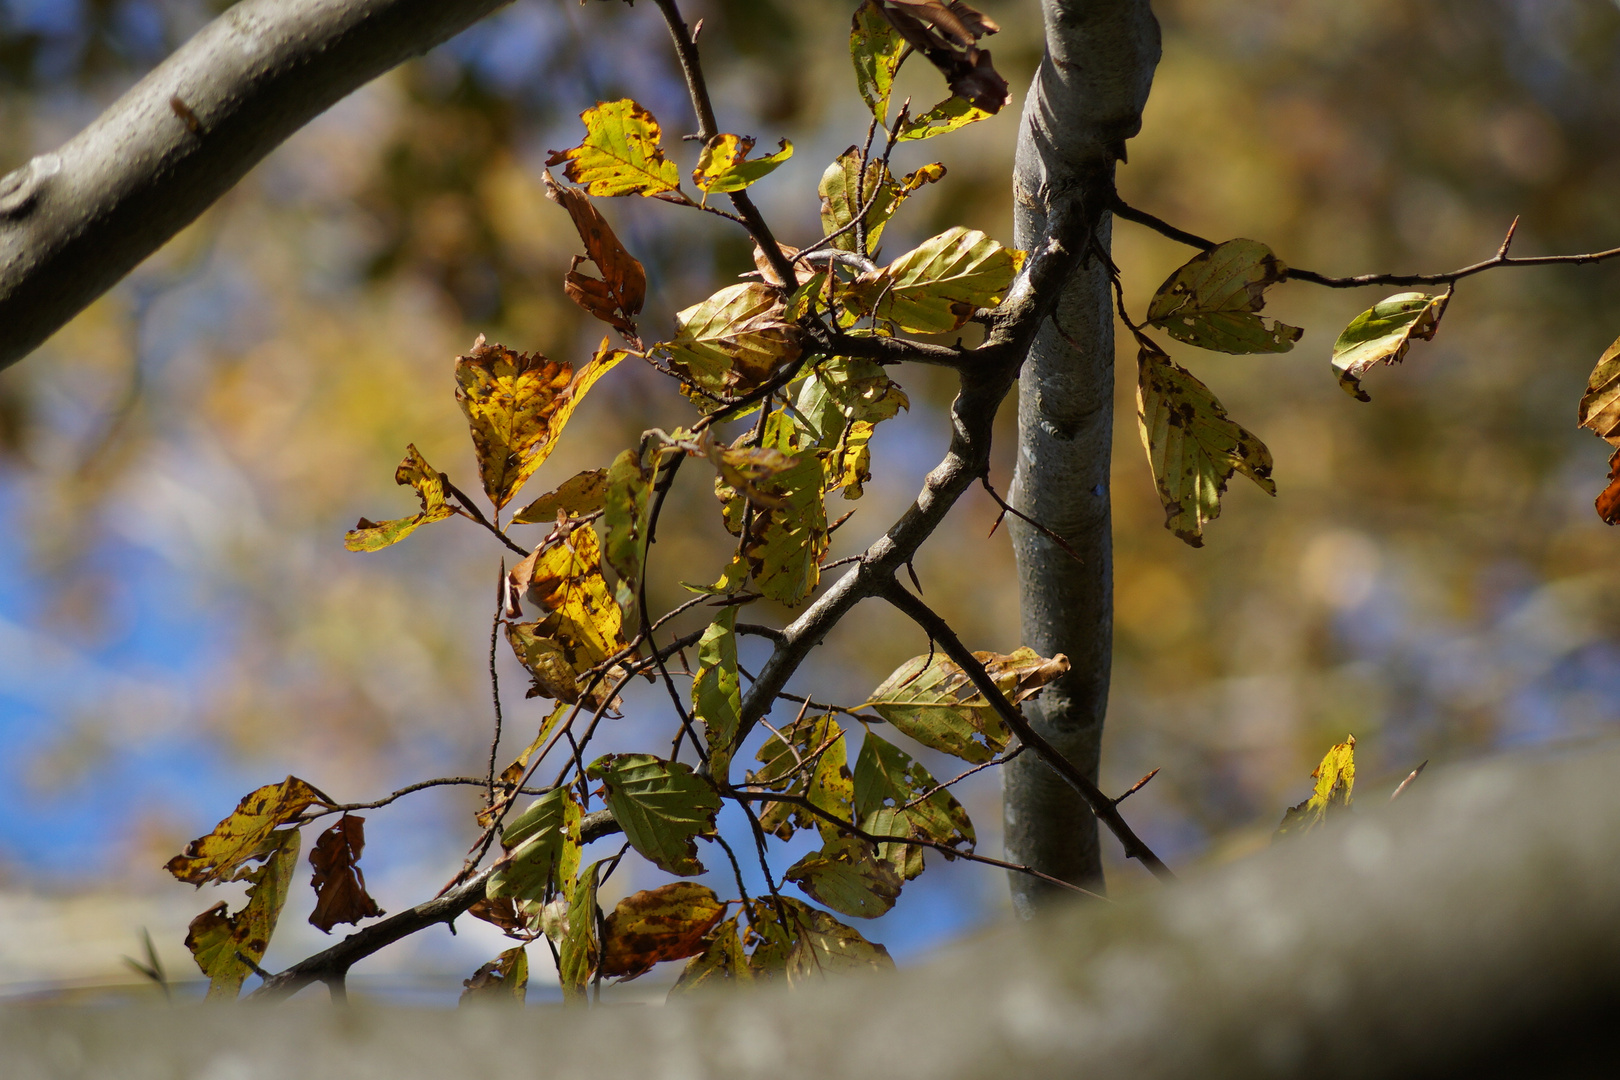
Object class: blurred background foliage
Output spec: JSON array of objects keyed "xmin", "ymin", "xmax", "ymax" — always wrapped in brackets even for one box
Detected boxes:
[{"xmin": 4, "ymin": 0, "xmax": 1620, "ymax": 998}]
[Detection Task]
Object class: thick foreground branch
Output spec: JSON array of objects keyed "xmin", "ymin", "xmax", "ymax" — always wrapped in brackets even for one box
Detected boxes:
[{"xmin": 0, "ymin": 0, "xmax": 518, "ymax": 371}]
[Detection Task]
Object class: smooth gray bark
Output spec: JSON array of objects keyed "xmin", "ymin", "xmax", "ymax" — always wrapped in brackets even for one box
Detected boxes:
[
  {"xmin": 1005, "ymin": 0, "xmax": 1161, "ymax": 912},
  {"xmin": 0, "ymin": 0, "xmax": 516, "ymax": 372},
  {"xmin": 9, "ymin": 744, "xmax": 1620, "ymax": 1078}
]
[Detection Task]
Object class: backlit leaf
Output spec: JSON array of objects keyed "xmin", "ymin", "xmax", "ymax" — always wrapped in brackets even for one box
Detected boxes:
[
  {"xmin": 864, "ymin": 648, "xmax": 1067, "ymax": 763},
  {"xmin": 185, "ymin": 828, "xmax": 299, "ymax": 1001},
  {"xmin": 665, "ymin": 283, "xmax": 802, "ymax": 401},
  {"xmin": 750, "ymin": 711, "xmax": 844, "ymax": 840},
  {"xmin": 510, "ymin": 524, "xmax": 628, "ymax": 702},
  {"xmin": 807, "ymin": 717, "xmax": 854, "ymax": 844},
  {"xmin": 598, "ymin": 882, "xmax": 728, "ymax": 979},
  {"xmin": 853, "ymin": 732, "xmax": 974, "ymax": 877},
  {"xmin": 511, "ymin": 469, "xmax": 610, "ymax": 525},
  {"xmin": 1331, "ymin": 291, "xmax": 1449, "ymax": 401},
  {"xmin": 455, "ymin": 336, "xmax": 624, "ymax": 510},
  {"xmin": 824, "ymin": 419, "xmax": 874, "ymax": 499},
  {"xmin": 558, "ymin": 861, "xmax": 601, "ymax": 1004},
  {"xmin": 786, "ymin": 836, "xmax": 902, "ymax": 919},
  {"xmin": 1136, "ymin": 335, "xmax": 1276, "ymax": 547},
  {"xmin": 601, "ymin": 437, "xmax": 664, "ymax": 614},
  {"xmin": 670, "ymin": 915, "xmax": 751, "ymax": 996},
  {"xmin": 693, "ymin": 135, "xmax": 794, "ymax": 195},
  {"xmin": 714, "ymin": 411, "xmax": 829, "ymax": 606},
  {"xmin": 897, "ymin": 96, "xmax": 992, "ymax": 142},
  {"xmin": 488, "ymin": 786, "xmax": 582, "ymax": 904},
  {"xmin": 586, "ymin": 754, "xmax": 721, "ymax": 876},
  {"xmin": 794, "ymin": 358, "xmax": 909, "ymax": 443},
  {"xmin": 851, "ymin": 1, "xmax": 906, "ymax": 120},
  {"xmin": 459, "ymin": 946, "xmax": 528, "ymax": 1004},
  {"xmin": 1575, "ymin": 334, "xmax": 1620, "ymax": 523},
  {"xmin": 877, "ymin": 0, "xmax": 1008, "ymax": 114},
  {"xmin": 307, "ymin": 815, "xmax": 384, "ymax": 933},
  {"xmin": 545, "ymin": 99, "xmax": 684, "ymax": 199},
  {"xmin": 1145, "ymin": 239, "xmax": 1302, "ymax": 354},
  {"xmin": 344, "ymin": 445, "xmax": 455, "ymax": 552},
  {"xmin": 693, "ymin": 607, "xmax": 742, "ymax": 780},
  {"xmin": 543, "ymin": 171, "xmax": 646, "ymax": 334},
  {"xmin": 1276, "ymin": 735, "xmax": 1356, "ymax": 838},
  {"xmin": 818, "ymin": 149, "xmax": 944, "ymax": 255},
  {"xmin": 166, "ymin": 776, "xmax": 326, "ymax": 885},
  {"xmin": 844, "ymin": 227, "xmax": 1021, "ymax": 334}
]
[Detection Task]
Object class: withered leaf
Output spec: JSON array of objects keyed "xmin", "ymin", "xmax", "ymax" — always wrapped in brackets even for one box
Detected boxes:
[
  {"xmin": 598, "ymin": 882, "xmax": 728, "ymax": 979},
  {"xmin": 507, "ymin": 526, "xmax": 628, "ymax": 706},
  {"xmin": 344, "ymin": 445, "xmax": 455, "ymax": 552},
  {"xmin": 670, "ymin": 915, "xmax": 751, "ymax": 996},
  {"xmin": 692, "ymin": 134, "xmax": 794, "ymax": 195},
  {"xmin": 460, "ymin": 945, "xmax": 528, "ymax": 1005},
  {"xmin": 1331, "ymin": 291, "xmax": 1450, "ymax": 401},
  {"xmin": 184, "ymin": 828, "xmax": 300, "ymax": 1000},
  {"xmin": 1575, "ymin": 333, "xmax": 1620, "ymax": 524},
  {"xmin": 307, "ymin": 814, "xmax": 384, "ymax": 933},
  {"xmin": 664, "ymin": 283, "xmax": 802, "ymax": 402},
  {"xmin": 1276, "ymin": 735, "xmax": 1356, "ymax": 839},
  {"xmin": 864, "ymin": 648, "xmax": 1067, "ymax": 763},
  {"xmin": 543, "ymin": 172, "xmax": 646, "ymax": 335},
  {"xmin": 166, "ymin": 776, "xmax": 326, "ymax": 885},
  {"xmin": 1145, "ymin": 239, "xmax": 1302, "ymax": 354},
  {"xmin": 511, "ymin": 469, "xmax": 610, "ymax": 526},
  {"xmin": 877, "ymin": 0, "xmax": 1008, "ymax": 114}
]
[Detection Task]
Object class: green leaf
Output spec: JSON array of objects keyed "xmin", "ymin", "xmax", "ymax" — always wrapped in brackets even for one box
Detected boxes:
[
  {"xmin": 184, "ymin": 827, "xmax": 300, "ymax": 1001},
  {"xmin": 545, "ymin": 99, "xmax": 685, "ymax": 199},
  {"xmin": 482, "ymin": 702, "xmax": 570, "ymax": 828},
  {"xmin": 794, "ymin": 358, "xmax": 909, "ymax": 444},
  {"xmin": 166, "ymin": 776, "xmax": 326, "ymax": 885},
  {"xmin": 750, "ymin": 711, "xmax": 843, "ymax": 840},
  {"xmin": 896, "ymin": 96, "xmax": 993, "ymax": 142},
  {"xmin": 1144, "ymin": 239, "xmax": 1302, "ymax": 354},
  {"xmin": 744, "ymin": 898, "xmax": 893, "ymax": 985},
  {"xmin": 818, "ymin": 149, "xmax": 944, "ymax": 255},
  {"xmin": 488, "ymin": 787, "xmax": 583, "ymax": 904},
  {"xmin": 586, "ymin": 754, "xmax": 721, "ymax": 876},
  {"xmin": 693, "ymin": 135, "xmax": 794, "ymax": 195},
  {"xmin": 807, "ymin": 717, "xmax": 854, "ymax": 844},
  {"xmin": 344, "ymin": 445, "xmax": 457, "ymax": 552},
  {"xmin": 1136, "ymin": 335, "xmax": 1276, "ymax": 547},
  {"xmin": 714, "ymin": 411, "xmax": 829, "ymax": 606},
  {"xmin": 664, "ymin": 283, "xmax": 802, "ymax": 401},
  {"xmin": 599, "ymin": 883, "xmax": 728, "ymax": 979},
  {"xmin": 557, "ymin": 861, "xmax": 601, "ymax": 1004},
  {"xmin": 601, "ymin": 437, "xmax": 663, "ymax": 615},
  {"xmin": 459, "ymin": 946, "xmax": 528, "ymax": 1005},
  {"xmin": 785, "ymin": 836, "xmax": 902, "ymax": 919},
  {"xmin": 1276, "ymin": 735, "xmax": 1356, "ymax": 838},
  {"xmin": 1331, "ymin": 291, "xmax": 1450, "ymax": 401},
  {"xmin": 844, "ymin": 226, "xmax": 1021, "ymax": 334},
  {"xmin": 670, "ymin": 915, "xmax": 751, "ymax": 996},
  {"xmin": 693, "ymin": 607, "xmax": 742, "ymax": 780},
  {"xmin": 864, "ymin": 647, "xmax": 1068, "ymax": 763},
  {"xmin": 511, "ymin": 469, "xmax": 610, "ymax": 525},
  {"xmin": 853, "ymin": 732, "xmax": 974, "ymax": 877},
  {"xmin": 850, "ymin": 1, "xmax": 906, "ymax": 120}
]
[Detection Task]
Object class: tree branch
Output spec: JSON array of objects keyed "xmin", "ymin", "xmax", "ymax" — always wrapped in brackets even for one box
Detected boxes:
[{"xmin": 0, "ymin": 0, "xmax": 523, "ymax": 371}]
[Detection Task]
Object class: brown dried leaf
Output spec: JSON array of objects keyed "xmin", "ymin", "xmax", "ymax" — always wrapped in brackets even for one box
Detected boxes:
[
  {"xmin": 307, "ymin": 815, "xmax": 384, "ymax": 933},
  {"xmin": 598, "ymin": 883, "xmax": 728, "ymax": 979},
  {"xmin": 543, "ymin": 172, "xmax": 646, "ymax": 334},
  {"xmin": 878, "ymin": 0, "xmax": 1008, "ymax": 113}
]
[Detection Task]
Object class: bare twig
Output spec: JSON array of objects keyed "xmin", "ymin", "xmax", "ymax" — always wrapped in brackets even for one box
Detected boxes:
[
  {"xmin": 441, "ymin": 476, "xmax": 528, "ymax": 557},
  {"xmin": 898, "ymin": 744, "xmax": 1026, "ymax": 813},
  {"xmin": 485, "ymin": 561, "xmax": 507, "ymax": 804},
  {"xmin": 980, "ymin": 475, "xmax": 1084, "ymax": 564},
  {"xmin": 1391, "ymin": 761, "xmax": 1429, "ymax": 802},
  {"xmin": 1113, "ymin": 767, "xmax": 1161, "ymax": 805}
]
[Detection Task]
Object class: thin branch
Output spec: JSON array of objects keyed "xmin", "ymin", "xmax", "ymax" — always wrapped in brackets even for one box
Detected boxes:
[
  {"xmin": 879, "ymin": 579, "xmax": 1175, "ymax": 882},
  {"xmin": 442, "ymin": 477, "xmax": 528, "ymax": 557},
  {"xmin": 980, "ymin": 475, "xmax": 1084, "ymax": 564},
  {"xmin": 299, "ymin": 776, "xmax": 550, "ymax": 821},
  {"xmin": 1391, "ymin": 761, "xmax": 1429, "ymax": 802},
  {"xmin": 484, "ymin": 561, "xmax": 507, "ymax": 804},
  {"xmin": 898, "ymin": 744, "xmax": 1026, "ymax": 813},
  {"xmin": 1113, "ymin": 767, "xmax": 1160, "ymax": 805}
]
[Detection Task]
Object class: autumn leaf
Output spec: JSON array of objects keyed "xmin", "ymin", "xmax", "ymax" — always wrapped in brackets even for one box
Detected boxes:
[
  {"xmin": 508, "ymin": 524, "xmax": 628, "ymax": 703},
  {"xmin": 750, "ymin": 711, "xmax": 846, "ymax": 840},
  {"xmin": 482, "ymin": 702, "xmax": 570, "ymax": 827},
  {"xmin": 896, "ymin": 96, "xmax": 993, "ymax": 142},
  {"xmin": 510, "ymin": 469, "xmax": 610, "ymax": 526},
  {"xmin": 545, "ymin": 99, "xmax": 685, "ymax": 199},
  {"xmin": 853, "ymin": 732, "xmax": 974, "ymax": 878},
  {"xmin": 745, "ymin": 898, "xmax": 893, "ymax": 985},
  {"xmin": 864, "ymin": 648, "xmax": 1067, "ymax": 764},
  {"xmin": 505, "ymin": 623, "xmax": 586, "ymax": 704},
  {"xmin": 166, "ymin": 776, "xmax": 326, "ymax": 885},
  {"xmin": 184, "ymin": 828, "xmax": 299, "ymax": 1000},
  {"xmin": 460, "ymin": 946, "xmax": 528, "ymax": 1005},
  {"xmin": 850, "ymin": 1, "xmax": 906, "ymax": 121},
  {"xmin": 601, "ymin": 436, "xmax": 666, "ymax": 615},
  {"xmin": 693, "ymin": 134, "xmax": 794, "ymax": 195},
  {"xmin": 542, "ymin": 171, "xmax": 646, "ymax": 335},
  {"xmin": 819, "ymin": 148, "xmax": 944, "ymax": 255},
  {"xmin": 456, "ymin": 336, "xmax": 624, "ymax": 511},
  {"xmin": 344, "ymin": 445, "xmax": 455, "ymax": 552},
  {"xmin": 786, "ymin": 836, "xmax": 902, "ymax": 919},
  {"xmin": 1331, "ymin": 291, "xmax": 1450, "ymax": 401},
  {"xmin": 488, "ymin": 786, "xmax": 582, "ymax": 905},
  {"xmin": 307, "ymin": 815, "xmax": 384, "ymax": 933},
  {"xmin": 844, "ymin": 227, "xmax": 1022, "ymax": 334},
  {"xmin": 1136, "ymin": 335, "xmax": 1276, "ymax": 547},
  {"xmin": 557, "ymin": 862, "xmax": 601, "ymax": 1004},
  {"xmin": 1575, "ymin": 333, "xmax": 1620, "ymax": 524},
  {"xmin": 598, "ymin": 882, "xmax": 728, "ymax": 979},
  {"xmin": 693, "ymin": 607, "xmax": 742, "ymax": 780},
  {"xmin": 876, "ymin": 0, "xmax": 1008, "ymax": 114},
  {"xmin": 1276, "ymin": 735, "xmax": 1357, "ymax": 839},
  {"xmin": 1145, "ymin": 239, "xmax": 1302, "ymax": 354},
  {"xmin": 795, "ymin": 358, "xmax": 909, "ymax": 442},
  {"xmin": 670, "ymin": 916, "xmax": 751, "ymax": 996},
  {"xmin": 664, "ymin": 283, "xmax": 802, "ymax": 401},
  {"xmin": 586, "ymin": 754, "xmax": 721, "ymax": 876},
  {"xmin": 714, "ymin": 411, "xmax": 829, "ymax": 606}
]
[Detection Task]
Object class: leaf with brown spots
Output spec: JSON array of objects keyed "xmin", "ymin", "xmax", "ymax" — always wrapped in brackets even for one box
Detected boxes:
[
  {"xmin": 692, "ymin": 134, "xmax": 794, "ymax": 195},
  {"xmin": 670, "ymin": 915, "xmax": 751, "ymax": 996},
  {"xmin": 543, "ymin": 172, "xmax": 646, "ymax": 336},
  {"xmin": 511, "ymin": 470, "xmax": 610, "ymax": 526},
  {"xmin": 743, "ymin": 897, "xmax": 893, "ymax": 985},
  {"xmin": 344, "ymin": 445, "xmax": 455, "ymax": 552},
  {"xmin": 1576, "ymin": 333, "xmax": 1620, "ymax": 524},
  {"xmin": 1145, "ymin": 239, "xmax": 1302, "ymax": 355},
  {"xmin": 843, "ymin": 227, "xmax": 1022, "ymax": 335},
  {"xmin": 1331, "ymin": 291, "xmax": 1450, "ymax": 401},
  {"xmin": 460, "ymin": 946, "xmax": 528, "ymax": 1004},
  {"xmin": 1276, "ymin": 735, "xmax": 1357, "ymax": 839},
  {"xmin": 864, "ymin": 648, "xmax": 1067, "ymax": 764},
  {"xmin": 166, "ymin": 776, "xmax": 326, "ymax": 885},
  {"xmin": 1136, "ymin": 333, "xmax": 1276, "ymax": 546},
  {"xmin": 786, "ymin": 836, "xmax": 902, "ymax": 919},
  {"xmin": 184, "ymin": 827, "xmax": 300, "ymax": 1000},
  {"xmin": 307, "ymin": 815, "xmax": 384, "ymax": 933},
  {"xmin": 545, "ymin": 99, "xmax": 686, "ymax": 199},
  {"xmin": 506, "ymin": 524, "xmax": 628, "ymax": 705},
  {"xmin": 455, "ymin": 336, "xmax": 624, "ymax": 511},
  {"xmin": 598, "ymin": 883, "xmax": 728, "ymax": 979},
  {"xmin": 853, "ymin": 732, "xmax": 974, "ymax": 878},
  {"xmin": 663, "ymin": 283, "xmax": 802, "ymax": 403}
]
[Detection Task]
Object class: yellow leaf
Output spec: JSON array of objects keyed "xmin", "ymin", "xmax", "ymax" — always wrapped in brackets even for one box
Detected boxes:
[
  {"xmin": 455, "ymin": 336, "xmax": 624, "ymax": 511},
  {"xmin": 844, "ymin": 226, "xmax": 1020, "ymax": 334},
  {"xmin": 1578, "ymin": 333, "xmax": 1620, "ymax": 524},
  {"xmin": 818, "ymin": 149, "xmax": 945, "ymax": 255},
  {"xmin": 664, "ymin": 283, "xmax": 802, "ymax": 402},
  {"xmin": 508, "ymin": 524, "xmax": 628, "ymax": 703},
  {"xmin": 693, "ymin": 134, "xmax": 794, "ymax": 195},
  {"xmin": 1136, "ymin": 335, "xmax": 1275, "ymax": 547},
  {"xmin": 864, "ymin": 648, "xmax": 1067, "ymax": 764},
  {"xmin": 1276, "ymin": 735, "xmax": 1356, "ymax": 838},
  {"xmin": 166, "ymin": 777, "xmax": 326, "ymax": 885},
  {"xmin": 598, "ymin": 883, "xmax": 728, "ymax": 979},
  {"xmin": 510, "ymin": 469, "xmax": 610, "ymax": 526},
  {"xmin": 185, "ymin": 828, "xmax": 299, "ymax": 1000},
  {"xmin": 344, "ymin": 445, "xmax": 455, "ymax": 552},
  {"xmin": 896, "ymin": 96, "xmax": 993, "ymax": 142},
  {"xmin": 545, "ymin": 99, "xmax": 685, "ymax": 199},
  {"xmin": 713, "ymin": 412, "xmax": 828, "ymax": 606}
]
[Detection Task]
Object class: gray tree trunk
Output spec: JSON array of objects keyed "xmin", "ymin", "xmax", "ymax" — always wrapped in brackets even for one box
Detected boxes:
[{"xmin": 1005, "ymin": 0, "xmax": 1161, "ymax": 913}]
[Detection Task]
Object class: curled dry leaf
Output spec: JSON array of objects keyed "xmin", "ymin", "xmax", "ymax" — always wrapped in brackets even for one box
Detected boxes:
[
  {"xmin": 460, "ymin": 945, "xmax": 528, "ymax": 1004},
  {"xmin": 307, "ymin": 814, "xmax": 384, "ymax": 933},
  {"xmin": 545, "ymin": 99, "xmax": 684, "ymax": 199},
  {"xmin": 877, "ymin": 0, "xmax": 1009, "ymax": 114},
  {"xmin": 1145, "ymin": 239, "xmax": 1302, "ymax": 354},
  {"xmin": 664, "ymin": 283, "xmax": 803, "ymax": 402},
  {"xmin": 542, "ymin": 172, "xmax": 646, "ymax": 335},
  {"xmin": 1331, "ymin": 291, "xmax": 1449, "ymax": 401},
  {"xmin": 1136, "ymin": 334, "xmax": 1275, "ymax": 547},
  {"xmin": 598, "ymin": 882, "xmax": 728, "ymax": 979},
  {"xmin": 1576, "ymin": 333, "xmax": 1620, "ymax": 524},
  {"xmin": 510, "ymin": 468, "xmax": 610, "ymax": 526},
  {"xmin": 166, "ymin": 776, "xmax": 326, "ymax": 885},
  {"xmin": 844, "ymin": 226, "xmax": 1022, "ymax": 335},
  {"xmin": 344, "ymin": 444, "xmax": 455, "ymax": 552}
]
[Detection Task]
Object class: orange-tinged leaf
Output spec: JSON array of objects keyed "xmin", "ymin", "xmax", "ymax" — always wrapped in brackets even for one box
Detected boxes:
[
  {"xmin": 455, "ymin": 336, "xmax": 624, "ymax": 511},
  {"xmin": 510, "ymin": 469, "xmax": 610, "ymax": 525},
  {"xmin": 543, "ymin": 171, "xmax": 646, "ymax": 333},
  {"xmin": 184, "ymin": 828, "xmax": 299, "ymax": 1000},
  {"xmin": 545, "ymin": 99, "xmax": 685, "ymax": 199},
  {"xmin": 344, "ymin": 445, "xmax": 455, "ymax": 552},
  {"xmin": 693, "ymin": 134, "xmax": 794, "ymax": 195},
  {"xmin": 307, "ymin": 815, "xmax": 384, "ymax": 933},
  {"xmin": 1276, "ymin": 735, "xmax": 1357, "ymax": 838},
  {"xmin": 1576, "ymin": 334, "xmax": 1620, "ymax": 523},
  {"xmin": 598, "ymin": 883, "xmax": 728, "ymax": 979},
  {"xmin": 166, "ymin": 776, "xmax": 326, "ymax": 885}
]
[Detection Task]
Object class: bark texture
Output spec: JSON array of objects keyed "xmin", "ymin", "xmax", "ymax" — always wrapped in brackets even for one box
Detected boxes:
[
  {"xmin": 0, "ymin": 0, "xmax": 516, "ymax": 371},
  {"xmin": 1005, "ymin": 0, "xmax": 1161, "ymax": 913}
]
